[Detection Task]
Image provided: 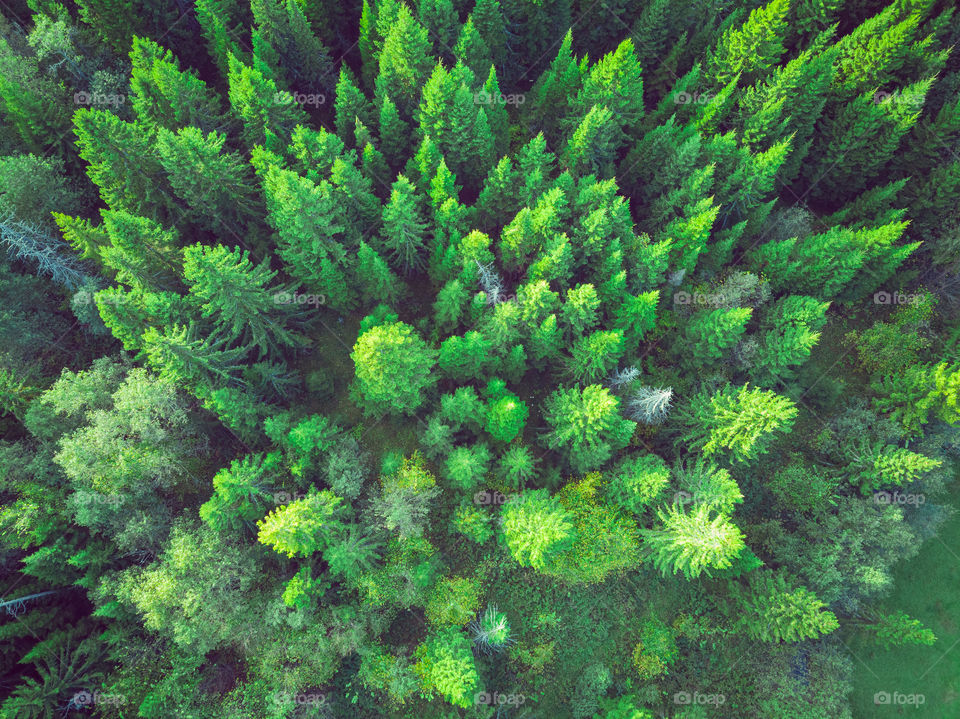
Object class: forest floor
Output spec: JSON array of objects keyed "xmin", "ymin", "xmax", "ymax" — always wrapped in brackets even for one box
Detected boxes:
[{"xmin": 848, "ymin": 485, "xmax": 960, "ymax": 718}]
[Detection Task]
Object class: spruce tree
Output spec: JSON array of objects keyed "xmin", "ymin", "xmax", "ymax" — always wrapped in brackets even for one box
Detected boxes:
[
  {"xmin": 182, "ymin": 243, "xmax": 299, "ymax": 357},
  {"xmin": 729, "ymin": 571, "xmax": 840, "ymax": 643}
]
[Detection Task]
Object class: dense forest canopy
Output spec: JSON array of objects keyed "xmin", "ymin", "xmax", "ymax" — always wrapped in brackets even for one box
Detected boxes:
[{"xmin": 0, "ymin": 0, "xmax": 958, "ymax": 717}]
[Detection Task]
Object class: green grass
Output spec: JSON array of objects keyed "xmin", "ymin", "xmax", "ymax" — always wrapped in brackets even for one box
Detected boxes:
[{"xmin": 849, "ymin": 493, "xmax": 960, "ymax": 718}]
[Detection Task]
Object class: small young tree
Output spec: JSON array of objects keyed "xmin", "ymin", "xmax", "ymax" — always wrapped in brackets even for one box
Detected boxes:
[
  {"xmin": 413, "ymin": 627, "xmax": 481, "ymax": 709},
  {"xmin": 605, "ymin": 454, "xmax": 671, "ymax": 515},
  {"xmin": 642, "ymin": 502, "xmax": 746, "ymax": 579},
  {"xmin": 499, "ymin": 489, "xmax": 576, "ymax": 571},
  {"xmin": 624, "ymin": 386, "xmax": 674, "ymax": 424},
  {"xmin": 728, "ymin": 571, "xmax": 840, "ymax": 643},
  {"xmin": 542, "ymin": 385, "xmax": 636, "ymax": 472},
  {"xmin": 256, "ymin": 488, "xmax": 344, "ymax": 558},
  {"xmin": 678, "ymin": 383, "xmax": 797, "ymax": 463},
  {"xmin": 351, "ymin": 321, "xmax": 438, "ymax": 416}
]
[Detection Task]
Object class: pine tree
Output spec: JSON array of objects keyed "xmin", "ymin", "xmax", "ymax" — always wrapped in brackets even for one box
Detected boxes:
[
  {"xmin": 98, "ymin": 210, "xmax": 182, "ymax": 292},
  {"xmin": 678, "ymin": 383, "xmax": 797, "ymax": 463},
  {"xmin": 614, "ymin": 290, "xmax": 660, "ymax": 353},
  {"xmin": 355, "ymin": 240, "xmax": 405, "ymax": 306},
  {"xmin": 0, "ymin": 31, "xmax": 73, "ymax": 157},
  {"xmin": 141, "ymin": 323, "xmax": 249, "ymax": 390},
  {"xmin": 705, "ymin": 0, "xmax": 790, "ymax": 88},
  {"xmin": 418, "ymin": 0, "xmax": 459, "ymax": 56},
  {"xmin": 199, "ymin": 452, "xmax": 280, "ymax": 532},
  {"xmin": 479, "ymin": 65, "xmax": 510, "ymax": 157},
  {"xmin": 455, "ymin": 15, "xmax": 493, "ymax": 81},
  {"xmin": 561, "ymin": 283, "xmax": 600, "ymax": 337},
  {"xmin": 358, "ymin": 0, "xmax": 378, "ymax": 88},
  {"xmin": 378, "ymin": 95, "xmax": 410, "ymax": 169},
  {"xmin": 444, "ymin": 443, "xmax": 492, "ymax": 491},
  {"xmin": 195, "ymin": 0, "xmax": 249, "ymax": 78},
  {"xmin": 869, "ymin": 611, "xmax": 937, "ymax": 650},
  {"xmin": 542, "ymin": 384, "xmax": 636, "ymax": 473},
  {"xmin": 413, "ymin": 627, "xmax": 481, "ymax": 709},
  {"xmin": 250, "ymin": 0, "xmax": 334, "ymax": 93},
  {"xmin": 155, "ymin": 127, "xmax": 260, "ymax": 235},
  {"xmin": 227, "ymin": 52, "xmax": 308, "ymax": 149},
  {"xmin": 484, "ymin": 383, "xmax": 529, "ymax": 443},
  {"xmin": 472, "ymin": 0, "xmax": 507, "ymax": 68},
  {"xmin": 729, "ymin": 571, "xmax": 840, "ymax": 642},
  {"xmin": 642, "ymin": 502, "xmax": 746, "ymax": 580},
  {"xmin": 128, "ymin": 37, "xmax": 223, "ymax": 134},
  {"xmin": 563, "ymin": 105, "xmax": 619, "ymax": 178},
  {"xmin": 527, "ymin": 30, "xmax": 583, "ymax": 144},
  {"xmin": 566, "ymin": 330, "xmax": 625, "ymax": 384},
  {"xmin": 72, "ymin": 109, "xmax": 173, "ymax": 220},
  {"xmin": 751, "ymin": 295, "xmax": 829, "ymax": 384},
  {"xmin": 433, "ymin": 278, "xmax": 469, "ymax": 332},
  {"xmin": 334, "ymin": 66, "xmax": 375, "ymax": 142},
  {"xmin": 257, "ymin": 488, "xmax": 344, "ymax": 557},
  {"xmin": 261, "ymin": 164, "xmax": 352, "ymax": 292},
  {"xmin": 574, "ymin": 39, "xmax": 645, "ymax": 145},
  {"xmin": 804, "ymin": 80, "xmax": 931, "ymax": 202},
  {"xmin": 499, "ymin": 489, "xmax": 576, "ymax": 571},
  {"xmin": 182, "ymin": 243, "xmax": 299, "ymax": 357},
  {"xmin": 605, "ymin": 454, "xmax": 671, "ymax": 515},
  {"xmin": 379, "ymin": 175, "xmax": 429, "ymax": 274},
  {"xmin": 683, "ymin": 307, "xmax": 753, "ymax": 366},
  {"xmin": 438, "ymin": 331, "xmax": 492, "ymax": 382},
  {"xmin": 872, "ymin": 362, "xmax": 960, "ymax": 438},
  {"xmin": 375, "ymin": 3, "xmax": 433, "ymax": 119}
]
